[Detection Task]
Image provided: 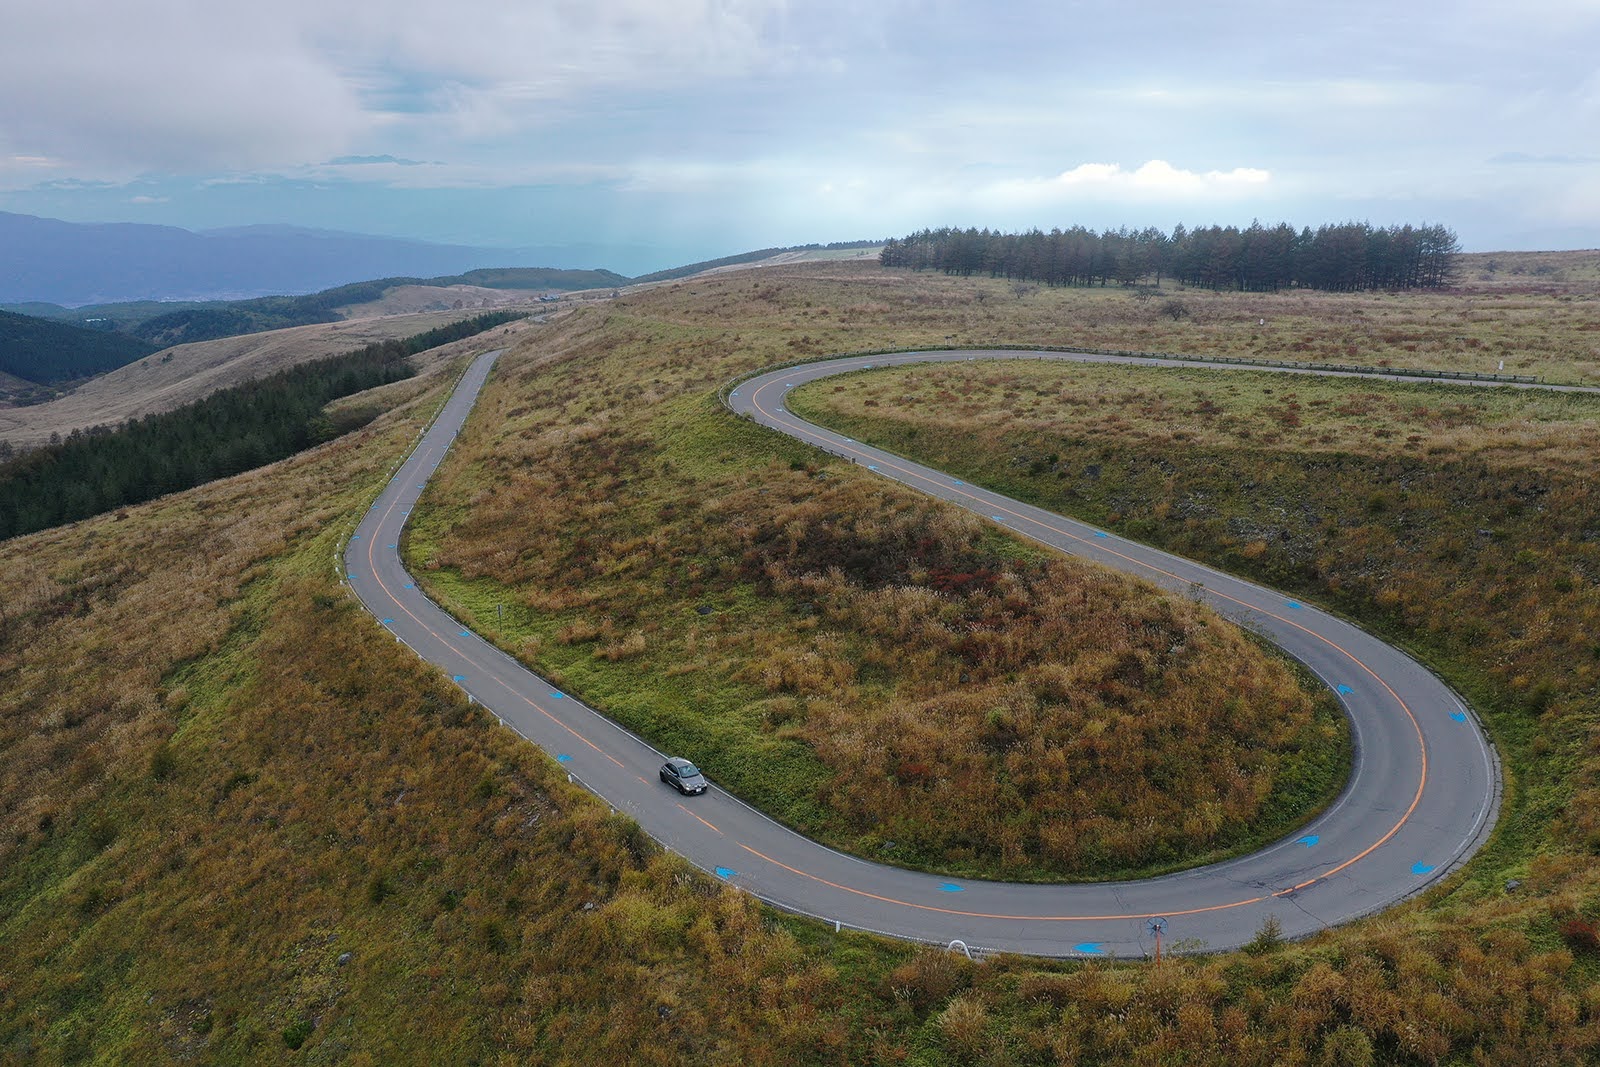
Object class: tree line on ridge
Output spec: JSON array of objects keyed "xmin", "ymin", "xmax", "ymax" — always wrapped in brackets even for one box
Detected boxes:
[{"xmin": 880, "ymin": 221, "xmax": 1460, "ymax": 292}]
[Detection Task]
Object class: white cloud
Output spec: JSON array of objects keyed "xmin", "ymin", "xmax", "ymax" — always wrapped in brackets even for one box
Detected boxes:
[
  {"xmin": 1, "ymin": 1, "xmax": 368, "ymax": 175},
  {"xmin": 0, "ymin": 0, "xmax": 803, "ymax": 177},
  {"xmin": 2, "ymin": 0, "xmax": 1598, "ymax": 253},
  {"xmin": 983, "ymin": 161, "xmax": 1271, "ymax": 207}
]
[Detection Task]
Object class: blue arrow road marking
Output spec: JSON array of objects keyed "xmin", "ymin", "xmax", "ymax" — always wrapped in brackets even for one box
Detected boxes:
[
  {"xmin": 556, "ymin": 754, "xmax": 573, "ymax": 763},
  {"xmin": 1094, "ymin": 531, "xmax": 1109, "ymax": 538},
  {"xmin": 452, "ymin": 674, "xmax": 466, "ymax": 682},
  {"xmin": 550, "ymin": 691, "xmax": 565, "ymax": 699},
  {"xmin": 952, "ymin": 479, "xmax": 963, "ymax": 485},
  {"xmin": 991, "ymin": 515, "xmax": 1005, "ymax": 522},
  {"xmin": 1286, "ymin": 601, "xmax": 1302, "ymax": 609},
  {"xmin": 1412, "ymin": 862, "xmax": 1435, "ymax": 875},
  {"xmin": 1450, "ymin": 711, "xmax": 1468, "ymax": 723},
  {"xmin": 1298, "ymin": 835, "xmax": 1319, "ymax": 847},
  {"xmin": 386, "ymin": 544, "xmax": 395, "ymax": 549},
  {"xmin": 404, "ymin": 583, "xmax": 415, "ymax": 590},
  {"xmin": 381, "ymin": 618, "xmax": 393, "ymax": 626},
  {"xmin": 1336, "ymin": 684, "xmax": 1354, "ymax": 695},
  {"xmin": 458, "ymin": 630, "xmax": 471, "ymax": 637},
  {"xmin": 938, "ymin": 883, "xmax": 964, "ymax": 893},
  {"xmin": 350, "ymin": 534, "xmax": 361, "ymax": 539},
  {"xmin": 715, "ymin": 866, "xmax": 737, "ymax": 879},
  {"xmin": 1074, "ymin": 942, "xmax": 1105, "ymax": 955},
  {"xmin": 867, "ymin": 464, "xmax": 879, "ymax": 471}
]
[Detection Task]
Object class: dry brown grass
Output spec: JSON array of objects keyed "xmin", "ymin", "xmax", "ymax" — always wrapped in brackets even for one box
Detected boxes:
[
  {"xmin": 405, "ymin": 272, "xmax": 1347, "ymax": 880},
  {"xmin": 7, "ymin": 260, "xmax": 1600, "ymax": 1064},
  {"xmin": 0, "ymin": 346, "xmax": 921, "ymax": 1064},
  {"xmin": 1459, "ymin": 249, "xmax": 1600, "ymax": 286},
  {"xmin": 706, "ymin": 258, "xmax": 1600, "ymax": 385},
  {"xmin": 336, "ymin": 283, "xmax": 543, "ymax": 319}
]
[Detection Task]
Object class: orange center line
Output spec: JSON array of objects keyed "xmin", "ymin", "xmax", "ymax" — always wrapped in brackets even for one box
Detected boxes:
[
  {"xmin": 753, "ymin": 360, "xmax": 1431, "ymax": 902},
  {"xmin": 738, "ymin": 842, "xmax": 1263, "ymax": 922},
  {"xmin": 679, "ymin": 805, "xmax": 723, "ymax": 834},
  {"xmin": 360, "ymin": 410, "xmax": 626, "ymax": 773}
]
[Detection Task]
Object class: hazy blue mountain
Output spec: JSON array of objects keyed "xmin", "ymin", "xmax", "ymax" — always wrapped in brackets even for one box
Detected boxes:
[{"xmin": 0, "ymin": 213, "xmax": 586, "ymax": 305}]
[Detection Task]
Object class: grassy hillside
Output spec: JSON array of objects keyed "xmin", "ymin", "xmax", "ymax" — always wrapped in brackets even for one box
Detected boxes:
[
  {"xmin": 4, "ymin": 260, "xmax": 1600, "ymax": 1064},
  {"xmin": 0, "ymin": 309, "xmax": 156, "ymax": 390},
  {"xmin": 0, "ymin": 362, "xmax": 927, "ymax": 1064},
  {"xmin": 403, "ymin": 276, "xmax": 1346, "ymax": 882},
  {"xmin": 125, "ymin": 279, "xmax": 426, "ymax": 347},
  {"xmin": 0, "ymin": 309, "xmax": 538, "ymax": 452},
  {"xmin": 432, "ymin": 266, "xmax": 630, "ymax": 291},
  {"xmin": 629, "ymin": 240, "xmax": 883, "ymax": 284},
  {"xmin": 124, "ymin": 274, "xmax": 584, "ymax": 348},
  {"xmin": 0, "ymin": 300, "xmax": 214, "ymax": 330},
  {"xmin": 792, "ymin": 361, "xmax": 1600, "ymax": 845},
  {"xmin": 0, "ymin": 313, "xmax": 521, "ymax": 540}
]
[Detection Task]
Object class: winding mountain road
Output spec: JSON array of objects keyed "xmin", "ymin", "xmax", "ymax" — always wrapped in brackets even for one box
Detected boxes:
[{"xmin": 344, "ymin": 347, "xmax": 1504, "ymax": 957}]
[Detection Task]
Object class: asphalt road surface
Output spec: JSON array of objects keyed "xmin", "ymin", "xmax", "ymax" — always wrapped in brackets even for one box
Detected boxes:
[{"xmin": 345, "ymin": 347, "xmax": 1504, "ymax": 957}]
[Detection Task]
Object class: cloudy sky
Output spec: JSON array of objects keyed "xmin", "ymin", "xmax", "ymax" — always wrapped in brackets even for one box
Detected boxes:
[{"xmin": 3, "ymin": 0, "xmax": 1598, "ymax": 273}]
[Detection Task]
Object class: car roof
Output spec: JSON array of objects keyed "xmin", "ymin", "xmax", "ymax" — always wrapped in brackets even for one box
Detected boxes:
[{"xmin": 666, "ymin": 757, "xmax": 695, "ymax": 768}]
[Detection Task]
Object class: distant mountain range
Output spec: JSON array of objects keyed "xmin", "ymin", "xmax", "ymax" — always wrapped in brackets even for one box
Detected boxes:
[{"xmin": 0, "ymin": 212, "xmax": 636, "ymax": 306}]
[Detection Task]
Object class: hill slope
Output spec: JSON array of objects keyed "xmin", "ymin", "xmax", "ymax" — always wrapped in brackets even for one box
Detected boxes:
[
  {"xmin": 0, "ymin": 309, "xmax": 542, "ymax": 450},
  {"xmin": 2, "ymin": 261, "xmax": 1599, "ymax": 1062},
  {"xmin": 0, "ymin": 309, "xmax": 156, "ymax": 388}
]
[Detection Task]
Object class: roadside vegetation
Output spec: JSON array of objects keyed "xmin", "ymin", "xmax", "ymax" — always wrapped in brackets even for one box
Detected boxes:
[
  {"xmin": 0, "ymin": 362, "xmax": 929, "ymax": 1064},
  {"xmin": 405, "ymin": 280, "xmax": 1345, "ymax": 882},
  {"xmin": 4, "ymin": 258, "xmax": 1600, "ymax": 1063}
]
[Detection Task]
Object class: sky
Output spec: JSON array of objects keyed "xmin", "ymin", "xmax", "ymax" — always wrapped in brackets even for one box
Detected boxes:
[{"xmin": 3, "ymin": 0, "xmax": 1599, "ymax": 274}]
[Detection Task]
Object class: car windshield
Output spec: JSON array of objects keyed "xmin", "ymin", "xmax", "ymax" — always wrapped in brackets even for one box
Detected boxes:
[{"xmin": 678, "ymin": 763, "xmax": 700, "ymax": 777}]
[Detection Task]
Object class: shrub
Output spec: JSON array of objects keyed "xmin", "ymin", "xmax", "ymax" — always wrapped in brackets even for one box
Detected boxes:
[
  {"xmin": 148, "ymin": 743, "xmax": 177, "ymax": 781},
  {"xmin": 1558, "ymin": 918, "xmax": 1600, "ymax": 954},
  {"xmin": 281, "ymin": 1019, "xmax": 313, "ymax": 1050}
]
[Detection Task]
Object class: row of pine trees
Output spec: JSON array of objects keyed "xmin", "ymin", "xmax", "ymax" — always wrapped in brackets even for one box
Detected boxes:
[{"xmin": 880, "ymin": 221, "xmax": 1460, "ymax": 292}]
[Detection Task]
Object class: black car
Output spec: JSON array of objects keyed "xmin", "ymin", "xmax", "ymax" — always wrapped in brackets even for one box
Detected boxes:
[{"xmin": 659, "ymin": 757, "xmax": 708, "ymax": 795}]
